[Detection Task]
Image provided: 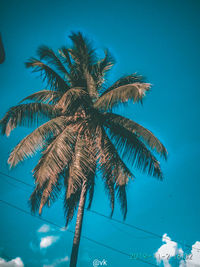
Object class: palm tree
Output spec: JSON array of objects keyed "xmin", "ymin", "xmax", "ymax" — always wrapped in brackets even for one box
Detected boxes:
[{"xmin": 0, "ymin": 32, "xmax": 167, "ymax": 267}]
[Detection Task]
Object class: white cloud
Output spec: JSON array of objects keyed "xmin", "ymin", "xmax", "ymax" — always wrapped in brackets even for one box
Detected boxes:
[
  {"xmin": 43, "ymin": 255, "xmax": 69, "ymax": 267},
  {"xmin": 38, "ymin": 224, "xmax": 51, "ymax": 233},
  {"xmin": 37, "ymin": 224, "xmax": 68, "ymax": 233},
  {"xmin": 180, "ymin": 241, "xmax": 200, "ymax": 267},
  {"xmin": 0, "ymin": 257, "xmax": 24, "ymax": 266},
  {"xmin": 40, "ymin": 236, "xmax": 60, "ymax": 249},
  {"xmin": 30, "ymin": 224, "xmax": 65, "ymax": 252},
  {"xmin": 155, "ymin": 234, "xmax": 200, "ymax": 267},
  {"xmin": 154, "ymin": 234, "xmax": 183, "ymax": 267}
]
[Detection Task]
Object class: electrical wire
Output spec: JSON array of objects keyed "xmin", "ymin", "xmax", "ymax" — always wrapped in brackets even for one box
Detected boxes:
[
  {"xmin": 0, "ymin": 170, "xmax": 196, "ymax": 252},
  {"xmin": 0, "ymin": 198, "xmax": 158, "ymax": 266}
]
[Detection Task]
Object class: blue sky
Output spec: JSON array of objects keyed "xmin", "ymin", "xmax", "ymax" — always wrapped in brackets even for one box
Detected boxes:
[{"xmin": 0, "ymin": 0, "xmax": 200, "ymax": 266}]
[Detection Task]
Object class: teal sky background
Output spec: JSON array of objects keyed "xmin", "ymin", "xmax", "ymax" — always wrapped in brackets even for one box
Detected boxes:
[{"xmin": 0, "ymin": 0, "xmax": 200, "ymax": 266}]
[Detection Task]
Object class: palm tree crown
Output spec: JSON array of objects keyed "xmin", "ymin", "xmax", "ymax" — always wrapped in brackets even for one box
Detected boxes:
[{"xmin": 0, "ymin": 32, "xmax": 167, "ymax": 224}]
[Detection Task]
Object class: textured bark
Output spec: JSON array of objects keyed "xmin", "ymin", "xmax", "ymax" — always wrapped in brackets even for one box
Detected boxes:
[{"xmin": 69, "ymin": 180, "xmax": 87, "ymax": 267}]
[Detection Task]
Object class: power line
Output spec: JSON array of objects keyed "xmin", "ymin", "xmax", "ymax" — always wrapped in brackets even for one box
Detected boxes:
[
  {"xmin": 0, "ymin": 171, "xmax": 160, "ymax": 237},
  {"xmin": 0, "ymin": 198, "xmax": 158, "ymax": 267},
  {"xmin": 89, "ymin": 209, "xmax": 162, "ymax": 239},
  {"xmin": 0, "ymin": 171, "xmax": 196, "ymax": 252},
  {"xmin": 0, "ymin": 171, "xmax": 33, "ymax": 188}
]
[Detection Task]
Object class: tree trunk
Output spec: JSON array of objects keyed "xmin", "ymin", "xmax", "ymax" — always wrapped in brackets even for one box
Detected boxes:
[{"xmin": 69, "ymin": 180, "xmax": 87, "ymax": 267}]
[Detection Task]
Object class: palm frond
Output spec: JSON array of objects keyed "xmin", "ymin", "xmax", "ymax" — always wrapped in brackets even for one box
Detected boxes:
[
  {"xmin": 104, "ymin": 113, "xmax": 167, "ymax": 159},
  {"xmin": 116, "ymin": 184, "xmax": 127, "ymax": 220},
  {"xmin": 104, "ymin": 121, "xmax": 163, "ymax": 179},
  {"xmin": 105, "ymin": 73, "xmax": 145, "ymax": 91},
  {"xmin": 33, "ymin": 123, "xmax": 78, "ymax": 187},
  {"xmin": 84, "ymin": 70, "xmax": 98, "ymax": 99},
  {"xmin": 104, "ymin": 178, "xmax": 115, "ymax": 217},
  {"xmin": 69, "ymin": 132, "xmax": 96, "ymax": 192},
  {"xmin": 0, "ymin": 103, "xmax": 60, "ymax": 136},
  {"xmin": 94, "ymin": 82, "xmax": 150, "ymax": 111},
  {"xmin": 19, "ymin": 90, "xmax": 63, "ymax": 104},
  {"xmin": 98, "ymin": 50, "xmax": 115, "ymax": 74},
  {"xmin": 64, "ymin": 128, "xmax": 96, "ymax": 224},
  {"xmin": 25, "ymin": 58, "xmax": 70, "ymax": 92},
  {"xmin": 8, "ymin": 116, "xmax": 71, "ymax": 168},
  {"xmin": 64, "ymin": 156, "xmax": 85, "ymax": 226},
  {"xmin": 38, "ymin": 178, "xmax": 62, "ymax": 215},
  {"xmin": 29, "ymin": 182, "xmax": 47, "ymax": 214},
  {"xmin": 29, "ymin": 177, "xmax": 62, "ymax": 215},
  {"xmin": 69, "ymin": 32, "xmax": 97, "ymax": 68},
  {"xmin": 92, "ymin": 50, "xmax": 115, "ymax": 89},
  {"xmin": 55, "ymin": 87, "xmax": 92, "ymax": 115},
  {"xmin": 64, "ymin": 181, "xmax": 81, "ymax": 225},
  {"xmin": 96, "ymin": 126, "xmax": 134, "ymax": 217},
  {"xmin": 68, "ymin": 63, "xmax": 87, "ymax": 88},
  {"xmin": 87, "ymin": 174, "xmax": 95, "ymax": 210},
  {"xmin": 37, "ymin": 46, "xmax": 70, "ymax": 78},
  {"xmin": 98, "ymin": 128, "xmax": 134, "ymax": 183},
  {"xmin": 58, "ymin": 47, "xmax": 72, "ymax": 68}
]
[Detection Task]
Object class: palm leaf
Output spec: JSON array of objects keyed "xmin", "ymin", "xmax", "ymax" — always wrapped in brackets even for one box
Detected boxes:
[
  {"xmin": 8, "ymin": 116, "xmax": 71, "ymax": 168},
  {"xmin": 64, "ymin": 128, "xmax": 96, "ymax": 224},
  {"xmin": 94, "ymin": 82, "xmax": 150, "ymax": 111},
  {"xmin": 104, "ymin": 178, "xmax": 115, "ymax": 217},
  {"xmin": 105, "ymin": 73, "xmax": 145, "ymax": 91},
  {"xmin": 69, "ymin": 32, "xmax": 97, "ymax": 68},
  {"xmin": 33, "ymin": 123, "xmax": 78, "ymax": 187},
  {"xmin": 86, "ymin": 173, "xmax": 95, "ymax": 210},
  {"xmin": 97, "ymin": 126, "xmax": 134, "ymax": 217},
  {"xmin": 58, "ymin": 47, "xmax": 72, "ymax": 68},
  {"xmin": 104, "ymin": 113, "xmax": 167, "ymax": 159},
  {"xmin": 104, "ymin": 121, "xmax": 163, "ymax": 179},
  {"xmin": 55, "ymin": 87, "xmax": 92, "ymax": 115},
  {"xmin": 29, "ymin": 176, "xmax": 62, "ymax": 214},
  {"xmin": 69, "ymin": 131, "xmax": 96, "ymax": 191},
  {"xmin": 0, "ymin": 103, "xmax": 60, "ymax": 136},
  {"xmin": 19, "ymin": 90, "xmax": 63, "ymax": 104},
  {"xmin": 92, "ymin": 49, "xmax": 115, "ymax": 89},
  {"xmin": 116, "ymin": 184, "xmax": 127, "ymax": 220},
  {"xmin": 25, "ymin": 58, "xmax": 70, "ymax": 92},
  {"xmin": 37, "ymin": 46, "xmax": 70, "ymax": 78},
  {"xmin": 64, "ymin": 181, "xmax": 81, "ymax": 226},
  {"xmin": 84, "ymin": 69, "xmax": 98, "ymax": 99}
]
